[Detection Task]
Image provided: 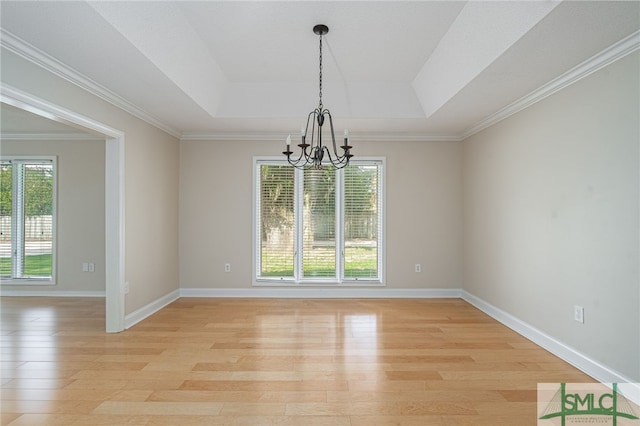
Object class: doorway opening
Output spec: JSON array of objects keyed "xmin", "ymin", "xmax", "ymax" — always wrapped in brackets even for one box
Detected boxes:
[{"xmin": 1, "ymin": 84, "xmax": 125, "ymax": 332}]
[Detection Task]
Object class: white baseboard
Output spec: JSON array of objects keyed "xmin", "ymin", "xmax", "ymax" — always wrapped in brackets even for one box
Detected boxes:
[
  {"xmin": 461, "ymin": 290, "xmax": 640, "ymax": 405},
  {"xmin": 124, "ymin": 289, "xmax": 180, "ymax": 329},
  {"xmin": 0, "ymin": 290, "xmax": 105, "ymax": 297},
  {"xmin": 180, "ymin": 287, "xmax": 462, "ymax": 299}
]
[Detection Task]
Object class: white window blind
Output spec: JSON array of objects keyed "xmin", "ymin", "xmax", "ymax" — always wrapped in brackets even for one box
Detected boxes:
[
  {"xmin": 255, "ymin": 158, "xmax": 384, "ymax": 285},
  {"xmin": 343, "ymin": 164, "xmax": 380, "ymax": 280},
  {"xmin": 302, "ymin": 168, "xmax": 336, "ymax": 279},
  {"xmin": 0, "ymin": 158, "xmax": 55, "ymax": 283},
  {"xmin": 257, "ymin": 164, "xmax": 295, "ymax": 279}
]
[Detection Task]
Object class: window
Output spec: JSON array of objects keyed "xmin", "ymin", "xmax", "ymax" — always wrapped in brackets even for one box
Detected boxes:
[
  {"xmin": 0, "ymin": 157, "xmax": 56, "ymax": 284},
  {"xmin": 255, "ymin": 158, "xmax": 384, "ymax": 285}
]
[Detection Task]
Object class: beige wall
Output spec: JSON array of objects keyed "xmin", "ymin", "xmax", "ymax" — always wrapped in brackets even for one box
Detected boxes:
[
  {"xmin": 180, "ymin": 139, "xmax": 462, "ymax": 290},
  {"xmin": 1, "ymin": 49, "xmax": 180, "ymax": 314},
  {"xmin": 462, "ymin": 52, "xmax": 640, "ymax": 381},
  {"xmin": 1, "ymin": 139, "xmax": 105, "ymax": 293}
]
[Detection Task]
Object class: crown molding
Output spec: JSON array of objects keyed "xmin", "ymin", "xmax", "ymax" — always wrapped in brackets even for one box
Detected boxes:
[
  {"xmin": 181, "ymin": 132, "xmax": 288, "ymax": 142},
  {"xmin": 0, "ymin": 29, "xmax": 181, "ymax": 139},
  {"xmin": 1, "ymin": 133, "xmax": 104, "ymax": 141},
  {"xmin": 180, "ymin": 131, "xmax": 463, "ymax": 143},
  {"xmin": 352, "ymin": 133, "xmax": 464, "ymax": 142},
  {"xmin": 3, "ymin": 27, "xmax": 636, "ymax": 144},
  {"xmin": 462, "ymin": 29, "xmax": 640, "ymax": 140}
]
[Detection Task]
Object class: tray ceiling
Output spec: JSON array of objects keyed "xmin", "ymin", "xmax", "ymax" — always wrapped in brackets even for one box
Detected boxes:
[{"xmin": 1, "ymin": 1, "xmax": 638, "ymax": 139}]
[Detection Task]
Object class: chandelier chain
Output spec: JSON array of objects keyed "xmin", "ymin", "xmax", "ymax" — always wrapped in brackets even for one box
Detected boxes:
[{"xmin": 318, "ymin": 33, "xmax": 323, "ymax": 110}]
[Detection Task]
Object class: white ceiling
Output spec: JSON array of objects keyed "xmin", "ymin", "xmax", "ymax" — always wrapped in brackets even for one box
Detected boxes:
[{"xmin": 1, "ymin": 1, "xmax": 639, "ymax": 139}]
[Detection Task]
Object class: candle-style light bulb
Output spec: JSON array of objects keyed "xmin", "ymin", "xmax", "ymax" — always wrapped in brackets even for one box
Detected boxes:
[
  {"xmin": 286, "ymin": 135, "xmax": 291, "ymax": 149},
  {"xmin": 344, "ymin": 129, "xmax": 349, "ymax": 139}
]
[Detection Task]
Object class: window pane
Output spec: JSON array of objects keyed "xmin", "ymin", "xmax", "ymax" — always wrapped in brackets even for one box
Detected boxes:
[
  {"xmin": 344, "ymin": 164, "xmax": 378, "ymax": 279},
  {"xmin": 303, "ymin": 168, "xmax": 336, "ymax": 278},
  {"xmin": 259, "ymin": 165, "xmax": 294, "ymax": 277},
  {"xmin": 254, "ymin": 158, "xmax": 383, "ymax": 285},
  {"xmin": 22, "ymin": 163, "xmax": 54, "ymax": 278},
  {"xmin": 0, "ymin": 162, "xmax": 12, "ymax": 277}
]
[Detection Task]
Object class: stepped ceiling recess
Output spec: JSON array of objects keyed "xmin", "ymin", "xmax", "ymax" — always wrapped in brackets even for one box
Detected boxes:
[{"xmin": 1, "ymin": 1, "xmax": 639, "ymax": 140}]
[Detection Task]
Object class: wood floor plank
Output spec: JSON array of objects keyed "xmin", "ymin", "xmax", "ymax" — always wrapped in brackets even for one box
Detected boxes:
[
  {"xmin": 147, "ymin": 389, "xmax": 326, "ymax": 403},
  {"xmin": 92, "ymin": 401, "xmax": 224, "ymax": 416},
  {"xmin": 1, "ymin": 296, "xmax": 603, "ymax": 425},
  {"xmin": 350, "ymin": 415, "xmax": 446, "ymax": 426},
  {"xmin": 283, "ymin": 401, "xmax": 477, "ymax": 416}
]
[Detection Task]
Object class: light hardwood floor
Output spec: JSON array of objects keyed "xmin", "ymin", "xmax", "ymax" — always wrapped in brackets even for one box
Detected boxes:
[{"xmin": 1, "ymin": 297, "xmax": 597, "ymax": 425}]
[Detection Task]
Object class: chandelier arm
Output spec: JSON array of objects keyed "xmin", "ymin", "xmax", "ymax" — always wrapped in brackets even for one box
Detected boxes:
[
  {"xmin": 287, "ymin": 148, "xmax": 307, "ymax": 167},
  {"xmin": 286, "ymin": 111, "xmax": 316, "ymax": 168},
  {"xmin": 320, "ymin": 149, "xmax": 350, "ymax": 169},
  {"xmin": 286, "ymin": 144, "xmax": 311, "ymax": 169},
  {"xmin": 301, "ymin": 111, "xmax": 315, "ymax": 150},
  {"xmin": 320, "ymin": 142, "xmax": 350, "ymax": 167},
  {"xmin": 311, "ymin": 109, "xmax": 319, "ymax": 151},
  {"xmin": 288, "ymin": 115, "xmax": 313, "ymax": 167},
  {"xmin": 324, "ymin": 109, "xmax": 341, "ymax": 156},
  {"xmin": 288, "ymin": 158, "xmax": 313, "ymax": 170},
  {"xmin": 326, "ymin": 111, "xmax": 352, "ymax": 167},
  {"xmin": 304, "ymin": 111, "xmax": 314, "ymax": 138}
]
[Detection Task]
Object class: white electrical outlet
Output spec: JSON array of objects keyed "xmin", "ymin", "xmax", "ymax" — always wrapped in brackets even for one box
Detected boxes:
[
  {"xmin": 124, "ymin": 281, "xmax": 130, "ymax": 294},
  {"xmin": 88, "ymin": 263, "xmax": 95, "ymax": 273},
  {"xmin": 574, "ymin": 305, "xmax": 584, "ymax": 323},
  {"xmin": 415, "ymin": 264, "xmax": 421, "ymax": 273},
  {"xmin": 224, "ymin": 263, "xmax": 231, "ymax": 273},
  {"xmin": 82, "ymin": 262, "xmax": 89, "ymax": 272}
]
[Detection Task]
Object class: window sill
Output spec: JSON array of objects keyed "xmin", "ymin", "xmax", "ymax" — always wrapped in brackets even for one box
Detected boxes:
[
  {"xmin": 0, "ymin": 279, "xmax": 55, "ymax": 286},
  {"xmin": 253, "ymin": 280, "xmax": 384, "ymax": 287}
]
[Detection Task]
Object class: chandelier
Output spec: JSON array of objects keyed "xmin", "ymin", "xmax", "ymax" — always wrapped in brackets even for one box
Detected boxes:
[{"xmin": 283, "ymin": 24, "xmax": 353, "ymax": 169}]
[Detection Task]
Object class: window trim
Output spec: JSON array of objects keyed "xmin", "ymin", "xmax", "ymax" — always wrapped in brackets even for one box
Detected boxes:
[
  {"xmin": 0, "ymin": 156, "xmax": 57, "ymax": 285},
  {"xmin": 252, "ymin": 156, "xmax": 385, "ymax": 287}
]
